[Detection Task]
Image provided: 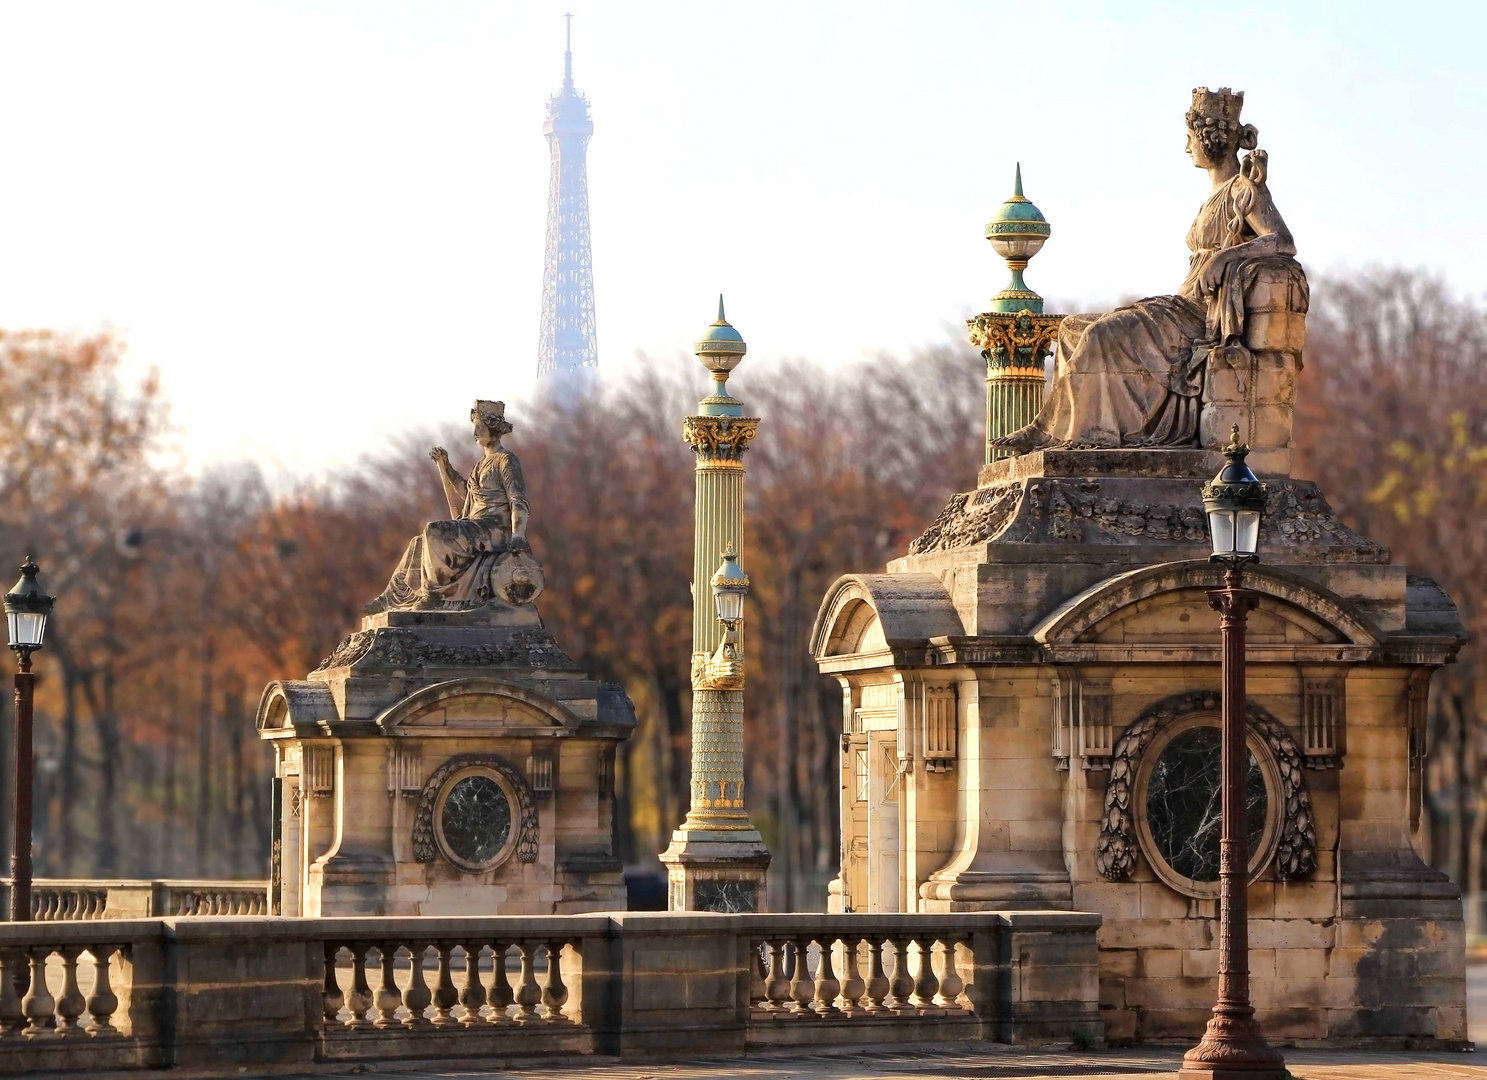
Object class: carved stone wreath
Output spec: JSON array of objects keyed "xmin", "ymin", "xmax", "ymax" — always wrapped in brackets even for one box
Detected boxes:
[
  {"xmin": 1095, "ymin": 691, "xmax": 1317, "ymax": 883},
  {"xmin": 412, "ymin": 754, "xmax": 538, "ymax": 866}
]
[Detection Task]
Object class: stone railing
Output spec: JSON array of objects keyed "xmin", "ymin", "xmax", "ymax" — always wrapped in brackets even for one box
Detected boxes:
[
  {"xmin": 0, "ymin": 879, "xmax": 268, "ymax": 920},
  {"xmin": 0, "ymin": 910, "xmax": 1100, "ymax": 1072}
]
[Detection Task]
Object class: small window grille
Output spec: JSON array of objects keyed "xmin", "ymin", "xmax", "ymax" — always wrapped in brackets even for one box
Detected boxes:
[{"xmin": 854, "ymin": 749, "xmax": 868, "ymax": 802}]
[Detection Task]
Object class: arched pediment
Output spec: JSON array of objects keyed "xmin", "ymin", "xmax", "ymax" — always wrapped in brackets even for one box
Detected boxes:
[
  {"xmin": 811, "ymin": 573, "xmax": 963, "ymax": 661},
  {"xmin": 1033, "ymin": 561, "xmax": 1381, "ymax": 651},
  {"xmin": 374, "ymin": 677, "xmax": 580, "ymax": 736},
  {"xmin": 255, "ymin": 680, "xmax": 338, "ymax": 733}
]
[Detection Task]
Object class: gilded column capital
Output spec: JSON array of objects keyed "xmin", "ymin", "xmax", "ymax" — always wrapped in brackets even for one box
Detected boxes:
[
  {"xmin": 683, "ymin": 415, "xmax": 760, "ymax": 464},
  {"xmin": 969, "ymin": 309, "xmax": 1065, "ymax": 376}
]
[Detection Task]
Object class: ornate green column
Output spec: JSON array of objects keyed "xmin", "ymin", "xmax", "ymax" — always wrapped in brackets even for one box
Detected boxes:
[
  {"xmin": 659, "ymin": 297, "xmax": 772, "ymax": 912},
  {"xmin": 969, "ymin": 165, "xmax": 1064, "ymax": 463}
]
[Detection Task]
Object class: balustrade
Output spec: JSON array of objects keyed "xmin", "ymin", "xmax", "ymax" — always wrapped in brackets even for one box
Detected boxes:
[
  {"xmin": 0, "ymin": 943, "xmax": 127, "ymax": 1040},
  {"xmin": 0, "ymin": 910, "xmax": 1100, "ymax": 1072},
  {"xmin": 0, "ymin": 879, "xmax": 267, "ymax": 920},
  {"xmin": 748, "ymin": 922, "xmax": 975, "ymax": 1023},
  {"xmin": 320, "ymin": 933, "xmax": 580, "ymax": 1031}
]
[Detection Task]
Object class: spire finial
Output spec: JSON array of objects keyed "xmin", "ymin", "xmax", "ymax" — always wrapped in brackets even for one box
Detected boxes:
[
  {"xmin": 1014, "ymin": 162, "xmax": 1023, "ymax": 198},
  {"xmin": 717, "ymin": 294, "xmax": 726, "ymax": 323},
  {"xmin": 563, "ymin": 12, "xmax": 573, "ymax": 86}
]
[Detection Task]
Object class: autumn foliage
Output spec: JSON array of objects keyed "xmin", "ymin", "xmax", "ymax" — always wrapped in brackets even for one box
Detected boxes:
[{"xmin": 2, "ymin": 269, "xmax": 1485, "ymax": 910}]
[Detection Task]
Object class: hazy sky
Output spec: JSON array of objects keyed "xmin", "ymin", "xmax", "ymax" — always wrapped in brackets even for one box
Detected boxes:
[{"xmin": 0, "ymin": 1, "xmax": 1482, "ymax": 475}]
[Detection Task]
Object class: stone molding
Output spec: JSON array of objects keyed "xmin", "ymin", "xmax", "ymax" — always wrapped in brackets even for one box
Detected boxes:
[
  {"xmin": 1094, "ymin": 691, "xmax": 1317, "ymax": 885},
  {"xmin": 1033, "ymin": 560, "xmax": 1382, "ymax": 649},
  {"xmin": 373, "ymin": 676, "xmax": 582, "ymax": 734},
  {"xmin": 411, "ymin": 753, "xmax": 539, "ymax": 866}
]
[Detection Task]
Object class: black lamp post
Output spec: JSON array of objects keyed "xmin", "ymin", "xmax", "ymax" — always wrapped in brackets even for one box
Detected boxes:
[
  {"xmin": 1179, "ymin": 428, "xmax": 1284, "ymax": 1080},
  {"xmin": 4, "ymin": 557, "xmax": 55, "ymax": 923}
]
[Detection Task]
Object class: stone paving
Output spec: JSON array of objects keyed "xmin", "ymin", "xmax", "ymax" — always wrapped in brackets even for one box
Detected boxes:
[{"xmin": 183, "ymin": 1042, "xmax": 1484, "ymax": 1080}]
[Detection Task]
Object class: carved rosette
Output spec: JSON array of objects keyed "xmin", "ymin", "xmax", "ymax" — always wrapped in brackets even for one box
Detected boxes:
[
  {"xmin": 1094, "ymin": 691, "xmax": 1317, "ymax": 883},
  {"xmin": 682, "ymin": 415, "xmax": 760, "ymax": 466},
  {"xmin": 412, "ymin": 753, "xmax": 539, "ymax": 865}
]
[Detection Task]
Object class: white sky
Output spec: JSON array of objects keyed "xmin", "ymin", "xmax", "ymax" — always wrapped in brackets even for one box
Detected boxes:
[{"xmin": 0, "ymin": 1, "xmax": 1482, "ymax": 476}]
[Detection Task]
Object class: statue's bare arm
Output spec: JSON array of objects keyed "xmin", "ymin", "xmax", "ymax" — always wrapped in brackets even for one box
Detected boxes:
[
  {"xmin": 430, "ymin": 446, "xmax": 466, "ymax": 518},
  {"xmin": 1198, "ymin": 181, "xmax": 1294, "ymax": 293}
]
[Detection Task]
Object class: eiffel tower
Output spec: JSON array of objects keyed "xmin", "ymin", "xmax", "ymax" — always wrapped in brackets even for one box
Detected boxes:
[{"xmin": 537, "ymin": 13, "xmax": 598, "ymax": 380}]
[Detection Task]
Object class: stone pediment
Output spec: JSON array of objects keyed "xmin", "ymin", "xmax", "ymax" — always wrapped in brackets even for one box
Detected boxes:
[
  {"xmin": 1033, "ymin": 560, "xmax": 1381, "ymax": 662},
  {"xmin": 1078, "ymin": 587, "xmax": 1345, "ymax": 646},
  {"xmin": 811, "ymin": 574, "xmax": 963, "ymax": 663},
  {"xmin": 374, "ymin": 677, "xmax": 581, "ymax": 736},
  {"xmin": 255, "ymin": 680, "xmax": 338, "ymax": 733}
]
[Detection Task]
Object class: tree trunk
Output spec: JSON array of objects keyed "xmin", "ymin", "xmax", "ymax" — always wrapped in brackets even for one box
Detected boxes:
[
  {"xmin": 95, "ymin": 665, "xmax": 120, "ymax": 875},
  {"xmin": 59, "ymin": 667, "xmax": 79, "ymax": 875}
]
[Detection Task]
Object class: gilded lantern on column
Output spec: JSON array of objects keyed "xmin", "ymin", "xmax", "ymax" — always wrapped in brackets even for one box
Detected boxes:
[
  {"xmin": 969, "ymin": 165, "xmax": 1065, "ymax": 463},
  {"xmin": 659, "ymin": 297, "xmax": 772, "ymax": 913}
]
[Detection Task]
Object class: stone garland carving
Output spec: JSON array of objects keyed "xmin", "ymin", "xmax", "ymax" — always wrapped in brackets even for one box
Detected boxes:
[
  {"xmin": 313, "ymin": 625, "xmax": 574, "ymax": 673},
  {"xmin": 412, "ymin": 753, "xmax": 539, "ymax": 865},
  {"xmin": 682, "ymin": 416, "xmax": 760, "ymax": 461},
  {"xmin": 1094, "ymin": 691, "xmax": 1317, "ymax": 883},
  {"xmin": 909, "ymin": 477, "xmax": 1385, "ymax": 556}
]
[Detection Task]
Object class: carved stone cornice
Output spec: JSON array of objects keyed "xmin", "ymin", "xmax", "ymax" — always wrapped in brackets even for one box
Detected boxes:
[{"xmin": 683, "ymin": 415, "xmax": 760, "ymax": 464}]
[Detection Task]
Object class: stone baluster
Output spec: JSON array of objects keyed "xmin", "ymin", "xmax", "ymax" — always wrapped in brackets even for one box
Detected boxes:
[
  {"xmin": 911, "ymin": 937, "xmax": 941, "ymax": 1013},
  {"xmin": 86, "ymin": 946, "xmax": 120, "ymax": 1035},
  {"xmin": 431, "ymin": 944, "xmax": 459, "ymax": 1027},
  {"xmin": 487, "ymin": 942, "xmax": 513, "ymax": 1022},
  {"xmin": 788, "ymin": 937, "xmax": 816, "ymax": 1014},
  {"xmin": 936, "ymin": 934, "xmax": 967, "ymax": 1010},
  {"xmin": 542, "ymin": 942, "xmax": 570, "ymax": 1022},
  {"xmin": 838, "ymin": 937, "xmax": 867, "ymax": 1015},
  {"xmin": 347, "ymin": 944, "xmax": 374, "ymax": 1029},
  {"xmin": 459, "ymin": 944, "xmax": 488, "ymax": 1026},
  {"xmin": 55, "ymin": 947, "xmax": 87, "ymax": 1036},
  {"xmin": 402, "ymin": 944, "xmax": 433, "ymax": 1029},
  {"xmin": 0, "ymin": 950, "xmax": 25, "ymax": 1032},
  {"xmin": 374, "ymin": 945, "xmax": 402, "ymax": 1029},
  {"xmin": 886, "ymin": 936, "xmax": 914, "ymax": 1012},
  {"xmin": 763, "ymin": 941, "xmax": 789, "ymax": 1011},
  {"xmin": 22, "ymin": 948, "xmax": 56, "ymax": 1035},
  {"xmin": 513, "ymin": 942, "xmax": 543, "ymax": 1022},
  {"xmin": 864, "ymin": 937, "xmax": 889, "ymax": 1013},
  {"xmin": 322, "ymin": 945, "xmax": 346, "ymax": 1024},
  {"xmin": 813, "ymin": 937, "xmax": 841, "ymax": 1016}
]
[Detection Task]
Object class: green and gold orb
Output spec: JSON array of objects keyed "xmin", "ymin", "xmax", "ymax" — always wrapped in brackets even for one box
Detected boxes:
[{"xmin": 985, "ymin": 164, "xmax": 1051, "ymax": 314}]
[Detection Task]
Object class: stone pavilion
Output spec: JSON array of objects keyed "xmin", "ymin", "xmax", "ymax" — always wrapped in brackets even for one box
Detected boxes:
[{"xmin": 811, "ymin": 88, "xmax": 1468, "ymax": 1046}]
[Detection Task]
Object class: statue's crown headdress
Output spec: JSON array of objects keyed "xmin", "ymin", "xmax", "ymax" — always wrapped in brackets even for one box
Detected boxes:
[
  {"xmin": 472, "ymin": 399, "xmax": 514, "ymax": 436},
  {"xmin": 1189, "ymin": 86, "xmax": 1244, "ymax": 124}
]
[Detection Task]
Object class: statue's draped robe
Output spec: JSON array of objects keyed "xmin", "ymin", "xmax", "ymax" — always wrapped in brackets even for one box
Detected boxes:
[
  {"xmin": 371, "ymin": 450, "xmax": 530, "ymax": 610},
  {"xmin": 1023, "ymin": 171, "xmax": 1305, "ymax": 448}
]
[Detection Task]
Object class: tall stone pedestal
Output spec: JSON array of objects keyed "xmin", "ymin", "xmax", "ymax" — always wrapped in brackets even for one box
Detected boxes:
[
  {"xmin": 812, "ymin": 446, "xmax": 1467, "ymax": 1046},
  {"xmin": 257, "ymin": 604, "xmax": 635, "ymax": 916}
]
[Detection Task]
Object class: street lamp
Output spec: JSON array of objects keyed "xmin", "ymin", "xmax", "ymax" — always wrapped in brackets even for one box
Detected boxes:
[
  {"xmin": 4, "ymin": 557, "xmax": 55, "ymax": 923},
  {"xmin": 703, "ymin": 544, "xmax": 748, "ymax": 690},
  {"xmin": 1180, "ymin": 428, "xmax": 1284, "ymax": 1080}
]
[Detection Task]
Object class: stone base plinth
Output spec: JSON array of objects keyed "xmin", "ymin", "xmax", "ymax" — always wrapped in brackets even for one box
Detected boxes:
[{"xmin": 660, "ymin": 828, "xmax": 771, "ymax": 912}]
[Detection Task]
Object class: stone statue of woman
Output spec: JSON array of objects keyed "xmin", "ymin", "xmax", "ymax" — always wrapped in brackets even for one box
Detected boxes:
[
  {"xmin": 994, "ymin": 87, "xmax": 1306, "ymax": 452},
  {"xmin": 364, "ymin": 400, "xmax": 537, "ymax": 613}
]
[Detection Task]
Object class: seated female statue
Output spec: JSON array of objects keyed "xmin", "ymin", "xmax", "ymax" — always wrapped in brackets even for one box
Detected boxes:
[
  {"xmin": 994, "ymin": 87, "xmax": 1305, "ymax": 453},
  {"xmin": 364, "ymin": 400, "xmax": 532, "ymax": 613}
]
